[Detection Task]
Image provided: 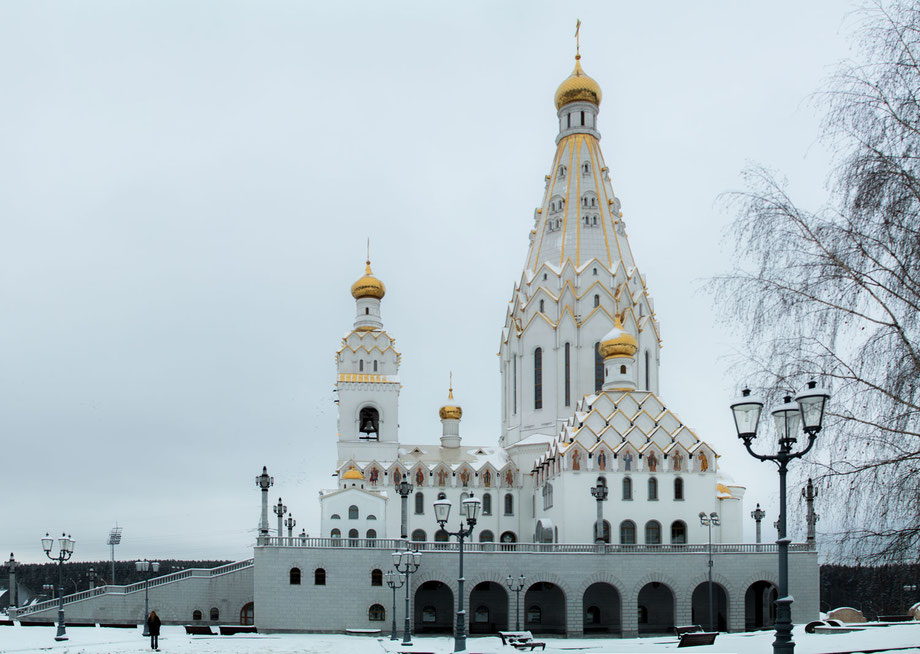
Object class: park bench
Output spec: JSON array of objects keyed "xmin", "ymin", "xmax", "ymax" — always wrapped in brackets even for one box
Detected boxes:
[
  {"xmin": 218, "ymin": 624, "xmax": 257, "ymax": 635},
  {"xmin": 498, "ymin": 630, "xmax": 546, "ymax": 650},
  {"xmin": 0, "ymin": 619, "xmax": 14, "ymax": 626},
  {"xmin": 674, "ymin": 624, "xmax": 703, "ymax": 636},
  {"xmin": 184, "ymin": 624, "xmax": 216, "ymax": 635},
  {"xmin": 18, "ymin": 620, "xmax": 54, "ymax": 627},
  {"xmin": 99, "ymin": 622, "xmax": 138, "ymax": 628},
  {"xmin": 878, "ymin": 615, "xmax": 913, "ymax": 622},
  {"xmin": 677, "ymin": 631, "xmax": 718, "ymax": 647}
]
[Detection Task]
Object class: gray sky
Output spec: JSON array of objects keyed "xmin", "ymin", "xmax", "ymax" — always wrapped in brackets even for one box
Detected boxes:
[{"xmin": 1, "ymin": 2, "xmax": 855, "ymax": 565}]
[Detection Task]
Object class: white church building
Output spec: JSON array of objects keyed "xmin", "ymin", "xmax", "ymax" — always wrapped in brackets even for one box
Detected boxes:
[{"xmin": 11, "ymin": 47, "xmax": 818, "ymax": 638}]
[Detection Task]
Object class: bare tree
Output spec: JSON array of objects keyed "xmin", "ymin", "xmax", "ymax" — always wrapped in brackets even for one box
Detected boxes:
[{"xmin": 714, "ymin": 0, "xmax": 920, "ymax": 563}]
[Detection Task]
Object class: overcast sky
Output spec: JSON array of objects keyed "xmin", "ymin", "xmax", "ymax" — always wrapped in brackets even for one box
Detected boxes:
[{"xmin": 1, "ymin": 2, "xmax": 856, "ymax": 565}]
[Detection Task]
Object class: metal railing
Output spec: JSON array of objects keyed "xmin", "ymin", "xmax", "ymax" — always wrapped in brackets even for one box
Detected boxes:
[{"xmin": 12, "ymin": 559, "xmax": 254, "ymax": 618}]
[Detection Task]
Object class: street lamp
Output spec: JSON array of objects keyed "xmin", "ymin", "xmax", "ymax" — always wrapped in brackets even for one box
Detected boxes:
[
  {"xmin": 433, "ymin": 494, "xmax": 481, "ymax": 652},
  {"xmin": 505, "ymin": 574, "xmax": 526, "ymax": 631},
  {"xmin": 392, "ymin": 550, "xmax": 422, "ymax": 645},
  {"xmin": 590, "ymin": 477, "xmax": 609, "ymax": 545},
  {"xmin": 284, "ymin": 514, "xmax": 297, "ymax": 540},
  {"xmin": 395, "ymin": 474, "xmax": 415, "ymax": 540},
  {"xmin": 136, "ymin": 560, "xmax": 160, "ymax": 636},
  {"xmin": 385, "ymin": 570, "xmax": 405, "ymax": 641},
  {"xmin": 730, "ymin": 380, "xmax": 830, "ymax": 654},
  {"xmin": 255, "ymin": 466, "xmax": 274, "ymax": 544},
  {"xmin": 273, "ymin": 497, "xmax": 287, "ymax": 541},
  {"xmin": 699, "ymin": 511, "xmax": 720, "ymax": 632},
  {"xmin": 41, "ymin": 532, "xmax": 74, "ymax": 641},
  {"xmin": 751, "ymin": 503, "xmax": 766, "ymax": 545}
]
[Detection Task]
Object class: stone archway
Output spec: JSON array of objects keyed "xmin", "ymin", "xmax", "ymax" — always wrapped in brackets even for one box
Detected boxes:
[
  {"xmin": 524, "ymin": 582, "xmax": 566, "ymax": 635},
  {"xmin": 637, "ymin": 582, "xmax": 674, "ymax": 635},
  {"xmin": 583, "ymin": 582, "xmax": 620, "ymax": 634},
  {"xmin": 469, "ymin": 581, "xmax": 508, "ymax": 634},
  {"xmin": 745, "ymin": 580, "xmax": 777, "ymax": 630},
  {"xmin": 415, "ymin": 580, "xmax": 453, "ymax": 633},
  {"xmin": 691, "ymin": 582, "xmax": 728, "ymax": 632}
]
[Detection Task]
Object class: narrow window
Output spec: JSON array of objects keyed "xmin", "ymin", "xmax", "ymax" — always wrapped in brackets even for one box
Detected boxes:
[
  {"xmin": 580, "ymin": 111, "xmax": 585, "ymax": 126},
  {"xmin": 645, "ymin": 521, "xmax": 662, "ymax": 545},
  {"xmin": 622, "ymin": 477, "xmax": 632, "ymax": 500},
  {"xmin": 289, "ymin": 567, "xmax": 302, "ymax": 585},
  {"xmin": 504, "ymin": 493, "xmax": 514, "ymax": 515},
  {"xmin": 674, "ymin": 478, "xmax": 684, "ymax": 500},
  {"xmin": 365, "ymin": 307, "xmax": 369, "ymax": 315},
  {"xmin": 513, "ymin": 356, "xmax": 517, "ymax": 414},
  {"xmin": 539, "ymin": 299, "xmax": 544, "ymax": 313},
  {"xmin": 594, "ymin": 294, "xmax": 599, "ymax": 307},
  {"xmin": 593, "ymin": 267, "xmax": 598, "ymax": 276},
  {"xmin": 415, "ymin": 492, "xmax": 424, "ymax": 514},
  {"xmin": 348, "ymin": 505, "xmax": 359, "ymax": 520},
  {"xmin": 648, "ymin": 477, "xmax": 658, "ymax": 501},
  {"xmin": 371, "ymin": 569, "xmax": 383, "ymax": 586},
  {"xmin": 594, "ymin": 342, "xmax": 603, "ymax": 392},
  {"xmin": 644, "ymin": 350, "xmax": 650, "ymax": 390},
  {"xmin": 534, "ymin": 348, "xmax": 543, "ymax": 410},
  {"xmin": 566, "ymin": 113, "xmax": 571, "ymax": 128},
  {"xmin": 373, "ymin": 360, "xmax": 378, "ymax": 372},
  {"xmin": 210, "ymin": 607, "xmax": 219, "ymax": 621},
  {"xmin": 482, "ymin": 492, "xmax": 492, "ymax": 515},
  {"xmin": 671, "ymin": 521, "xmax": 687, "ymax": 544},
  {"xmin": 564, "ymin": 342, "xmax": 571, "ymax": 406},
  {"xmin": 620, "ymin": 520, "xmax": 636, "ymax": 545},
  {"xmin": 359, "ymin": 360, "xmax": 364, "ymax": 372},
  {"xmin": 620, "ymin": 364, "xmax": 627, "ymax": 374}
]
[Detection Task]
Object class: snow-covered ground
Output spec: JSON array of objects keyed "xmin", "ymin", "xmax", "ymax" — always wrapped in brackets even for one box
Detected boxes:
[{"xmin": 1, "ymin": 624, "xmax": 919, "ymax": 654}]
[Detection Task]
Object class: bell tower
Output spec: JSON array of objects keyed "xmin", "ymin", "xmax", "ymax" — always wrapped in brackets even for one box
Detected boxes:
[{"xmin": 335, "ymin": 257, "xmax": 401, "ymax": 463}]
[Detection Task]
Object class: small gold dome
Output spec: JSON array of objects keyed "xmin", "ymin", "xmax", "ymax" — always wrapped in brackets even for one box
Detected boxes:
[
  {"xmin": 599, "ymin": 315, "xmax": 638, "ymax": 359},
  {"xmin": 342, "ymin": 466, "xmax": 364, "ymax": 480},
  {"xmin": 439, "ymin": 385, "xmax": 462, "ymax": 421},
  {"xmin": 554, "ymin": 56, "xmax": 602, "ymax": 111},
  {"xmin": 351, "ymin": 261, "xmax": 386, "ymax": 300}
]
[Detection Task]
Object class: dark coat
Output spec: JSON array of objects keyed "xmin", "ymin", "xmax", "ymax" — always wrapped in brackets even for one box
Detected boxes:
[{"xmin": 147, "ymin": 613, "xmax": 161, "ymax": 636}]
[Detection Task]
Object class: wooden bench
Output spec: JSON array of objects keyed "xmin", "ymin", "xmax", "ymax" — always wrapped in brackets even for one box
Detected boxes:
[
  {"xmin": 677, "ymin": 631, "xmax": 718, "ymax": 647},
  {"xmin": 878, "ymin": 615, "xmax": 913, "ymax": 622},
  {"xmin": 674, "ymin": 624, "xmax": 703, "ymax": 636},
  {"xmin": 218, "ymin": 624, "xmax": 257, "ymax": 635},
  {"xmin": 499, "ymin": 631, "xmax": 532, "ymax": 645},
  {"xmin": 0, "ymin": 619, "xmax": 14, "ymax": 626},
  {"xmin": 498, "ymin": 630, "xmax": 546, "ymax": 650},
  {"xmin": 19, "ymin": 620, "xmax": 55, "ymax": 627},
  {"xmin": 184, "ymin": 624, "xmax": 216, "ymax": 635},
  {"xmin": 100, "ymin": 622, "xmax": 138, "ymax": 629}
]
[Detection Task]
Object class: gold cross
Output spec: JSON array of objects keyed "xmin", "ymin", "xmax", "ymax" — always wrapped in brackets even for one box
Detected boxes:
[{"xmin": 575, "ymin": 19, "xmax": 581, "ymax": 57}]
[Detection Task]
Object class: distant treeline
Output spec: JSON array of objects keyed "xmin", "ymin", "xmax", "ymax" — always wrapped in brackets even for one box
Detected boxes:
[
  {"xmin": 1, "ymin": 560, "xmax": 232, "ymax": 596},
  {"xmin": 821, "ymin": 564, "xmax": 920, "ymax": 617}
]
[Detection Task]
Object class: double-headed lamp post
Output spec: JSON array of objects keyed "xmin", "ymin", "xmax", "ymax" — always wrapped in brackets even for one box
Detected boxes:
[
  {"xmin": 591, "ymin": 477, "xmax": 609, "ymax": 545},
  {"xmin": 730, "ymin": 380, "xmax": 830, "ymax": 654},
  {"xmin": 698, "ymin": 512, "xmax": 720, "ymax": 632},
  {"xmin": 136, "ymin": 560, "xmax": 160, "ymax": 636},
  {"xmin": 395, "ymin": 474, "xmax": 415, "ymax": 540},
  {"xmin": 384, "ymin": 570, "xmax": 405, "ymax": 641},
  {"xmin": 505, "ymin": 574, "xmax": 526, "ymax": 631},
  {"xmin": 41, "ymin": 533, "xmax": 75, "ymax": 642},
  {"xmin": 392, "ymin": 550, "xmax": 422, "ymax": 646},
  {"xmin": 434, "ymin": 494, "xmax": 481, "ymax": 653}
]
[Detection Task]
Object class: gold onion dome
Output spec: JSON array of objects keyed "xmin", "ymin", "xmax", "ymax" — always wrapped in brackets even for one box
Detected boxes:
[
  {"xmin": 350, "ymin": 260, "xmax": 386, "ymax": 300},
  {"xmin": 439, "ymin": 386, "xmax": 462, "ymax": 421},
  {"xmin": 599, "ymin": 315, "xmax": 638, "ymax": 359},
  {"xmin": 554, "ymin": 55, "xmax": 602, "ymax": 111},
  {"xmin": 342, "ymin": 466, "xmax": 364, "ymax": 480}
]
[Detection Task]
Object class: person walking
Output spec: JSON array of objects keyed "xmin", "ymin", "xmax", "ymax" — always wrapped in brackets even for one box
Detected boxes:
[{"xmin": 147, "ymin": 610, "xmax": 161, "ymax": 650}]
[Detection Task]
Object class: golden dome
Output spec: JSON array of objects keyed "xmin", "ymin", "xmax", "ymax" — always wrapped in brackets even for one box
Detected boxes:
[
  {"xmin": 598, "ymin": 315, "xmax": 638, "ymax": 359},
  {"xmin": 439, "ymin": 384, "xmax": 462, "ymax": 421},
  {"xmin": 351, "ymin": 260, "xmax": 386, "ymax": 300},
  {"xmin": 554, "ymin": 56, "xmax": 602, "ymax": 111},
  {"xmin": 342, "ymin": 466, "xmax": 364, "ymax": 480}
]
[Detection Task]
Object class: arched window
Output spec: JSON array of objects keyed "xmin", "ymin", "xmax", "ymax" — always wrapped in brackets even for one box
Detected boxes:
[
  {"xmin": 620, "ymin": 364, "xmax": 627, "ymax": 374},
  {"xmin": 482, "ymin": 493, "xmax": 492, "ymax": 515},
  {"xmin": 359, "ymin": 406, "xmax": 379, "ymax": 439},
  {"xmin": 593, "ymin": 294, "xmax": 600, "ymax": 307},
  {"xmin": 210, "ymin": 607, "xmax": 219, "ymax": 621},
  {"xmin": 479, "ymin": 530, "xmax": 494, "ymax": 542},
  {"xmin": 348, "ymin": 505, "xmax": 359, "ymax": 520},
  {"xmin": 415, "ymin": 492, "xmax": 425, "ymax": 514},
  {"xmin": 330, "ymin": 528, "xmax": 341, "ymax": 539},
  {"xmin": 289, "ymin": 567, "xmax": 301, "ymax": 585},
  {"xmin": 435, "ymin": 529, "xmax": 450, "ymax": 545},
  {"xmin": 192, "ymin": 610, "xmax": 202, "ymax": 621},
  {"xmin": 564, "ymin": 342, "xmax": 571, "ymax": 406},
  {"xmin": 367, "ymin": 514, "xmax": 376, "ymax": 520},
  {"xmin": 593, "ymin": 267, "xmax": 598, "ymax": 276},
  {"xmin": 365, "ymin": 307, "xmax": 369, "ymax": 314},
  {"xmin": 371, "ymin": 569, "xmax": 383, "ymax": 586},
  {"xmin": 438, "ymin": 491, "xmax": 447, "ymax": 500},
  {"xmin": 622, "ymin": 477, "xmax": 633, "ymax": 500},
  {"xmin": 368, "ymin": 604, "xmax": 386, "ymax": 621},
  {"xmin": 504, "ymin": 493, "xmax": 514, "ymax": 516},
  {"xmin": 674, "ymin": 477, "xmax": 684, "ymax": 500},
  {"xmin": 534, "ymin": 348, "xmax": 543, "ymax": 410},
  {"xmin": 539, "ymin": 299, "xmax": 545, "ymax": 313},
  {"xmin": 411, "ymin": 529, "xmax": 427, "ymax": 542},
  {"xmin": 348, "ymin": 528, "xmax": 359, "ymax": 539},
  {"xmin": 648, "ymin": 477, "xmax": 658, "ymax": 501},
  {"xmin": 331, "ymin": 514, "xmax": 340, "ymax": 520},
  {"xmin": 645, "ymin": 520, "xmax": 662, "ymax": 545},
  {"xmin": 366, "ymin": 529, "xmax": 377, "ymax": 540},
  {"xmin": 620, "ymin": 520, "xmax": 636, "ymax": 545},
  {"xmin": 314, "ymin": 568, "xmax": 326, "ymax": 585},
  {"xmin": 671, "ymin": 521, "xmax": 687, "ymax": 545},
  {"xmin": 594, "ymin": 342, "xmax": 603, "ymax": 392}
]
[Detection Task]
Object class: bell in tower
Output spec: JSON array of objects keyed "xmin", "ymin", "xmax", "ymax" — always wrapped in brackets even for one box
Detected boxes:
[{"xmin": 359, "ymin": 407, "xmax": 380, "ymax": 440}]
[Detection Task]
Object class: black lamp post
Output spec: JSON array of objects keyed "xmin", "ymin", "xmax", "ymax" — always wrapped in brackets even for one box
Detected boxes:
[
  {"xmin": 395, "ymin": 474, "xmax": 415, "ymax": 540},
  {"xmin": 730, "ymin": 380, "xmax": 830, "ymax": 654},
  {"xmin": 136, "ymin": 560, "xmax": 160, "ymax": 636},
  {"xmin": 384, "ymin": 570, "xmax": 405, "ymax": 641},
  {"xmin": 505, "ymin": 574, "xmax": 526, "ymax": 631},
  {"xmin": 698, "ymin": 512, "xmax": 720, "ymax": 632},
  {"xmin": 590, "ymin": 477, "xmax": 609, "ymax": 545},
  {"xmin": 392, "ymin": 550, "xmax": 422, "ymax": 645},
  {"xmin": 41, "ymin": 533, "xmax": 74, "ymax": 642},
  {"xmin": 434, "ymin": 494, "xmax": 481, "ymax": 653}
]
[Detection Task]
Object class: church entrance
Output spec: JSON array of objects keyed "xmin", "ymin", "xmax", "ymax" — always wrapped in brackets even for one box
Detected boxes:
[
  {"xmin": 582, "ymin": 582, "xmax": 620, "ymax": 634},
  {"xmin": 524, "ymin": 582, "xmax": 566, "ymax": 635},
  {"xmin": 415, "ymin": 581, "xmax": 453, "ymax": 633},
  {"xmin": 745, "ymin": 580, "xmax": 777, "ymax": 630},
  {"xmin": 637, "ymin": 582, "xmax": 674, "ymax": 635},
  {"xmin": 469, "ymin": 581, "xmax": 508, "ymax": 634},
  {"xmin": 691, "ymin": 582, "xmax": 728, "ymax": 632}
]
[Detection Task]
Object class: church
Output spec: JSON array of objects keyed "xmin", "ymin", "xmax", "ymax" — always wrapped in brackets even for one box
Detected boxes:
[{"xmin": 10, "ymin": 44, "xmax": 819, "ymax": 639}]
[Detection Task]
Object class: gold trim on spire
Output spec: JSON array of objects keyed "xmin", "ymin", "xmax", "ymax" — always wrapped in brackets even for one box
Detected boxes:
[
  {"xmin": 350, "ymin": 246, "xmax": 386, "ymax": 300},
  {"xmin": 439, "ymin": 371, "xmax": 462, "ymax": 420}
]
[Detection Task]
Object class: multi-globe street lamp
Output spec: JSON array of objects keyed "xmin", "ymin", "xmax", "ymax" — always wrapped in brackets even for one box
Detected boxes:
[
  {"xmin": 590, "ymin": 477, "xmax": 609, "ymax": 545},
  {"xmin": 395, "ymin": 474, "xmax": 414, "ymax": 540},
  {"xmin": 505, "ymin": 574, "xmax": 526, "ymax": 631},
  {"xmin": 41, "ymin": 533, "xmax": 75, "ymax": 642},
  {"xmin": 384, "ymin": 570, "xmax": 405, "ymax": 641},
  {"xmin": 136, "ymin": 560, "xmax": 160, "ymax": 636},
  {"xmin": 433, "ymin": 494, "xmax": 481, "ymax": 653},
  {"xmin": 392, "ymin": 550, "xmax": 422, "ymax": 646},
  {"xmin": 698, "ymin": 511, "xmax": 720, "ymax": 632},
  {"xmin": 730, "ymin": 380, "xmax": 830, "ymax": 654}
]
